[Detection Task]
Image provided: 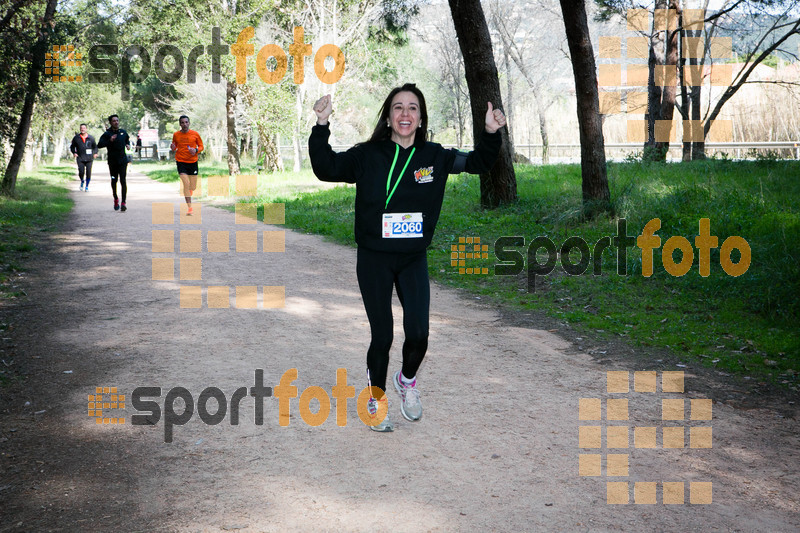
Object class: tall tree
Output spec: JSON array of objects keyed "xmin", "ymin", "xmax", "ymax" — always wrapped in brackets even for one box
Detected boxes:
[
  {"xmin": 0, "ymin": 0, "xmax": 42, "ymax": 143},
  {"xmin": 599, "ymin": 0, "xmax": 800, "ymax": 160},
  {"xmin": 413, "ymin": 14, "xmax": 471, "ymax": 148},
  {"xmin": 447, "ymin": 0, "xmax": 516, "ymax": 208},
  {"xmin": 701, "ymin": 6, "xmax": 800, "ymax": 144},
  {"xmin": 644, "ymin": 0, "xmax": 682, "ymax": 161},
  {"xmin": 490, "ymin": 0, "xmax": 563, "ymax": 165},
  {"xmin": 2, "ymin": 0, "xmax": 58, "ymax": 196},
  {"xmin": 679, "ymin": 0, "xmax": 708, "ymax": 161},
  {"xmin": 125, "ymin": 0, "xmax": 272, "ymax": 175},
  {"xmin": 559, "ymin": 0, "xmax": 611, "ymax": 217}
]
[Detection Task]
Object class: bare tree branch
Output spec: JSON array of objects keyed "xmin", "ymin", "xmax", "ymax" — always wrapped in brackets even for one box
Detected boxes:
[{"xmin": 704, "ymin": 16, "xmax": 800, "ymax": 135}]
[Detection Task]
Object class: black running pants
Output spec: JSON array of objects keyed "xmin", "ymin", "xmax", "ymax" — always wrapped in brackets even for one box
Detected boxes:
[
  {"xmin": 356, "ymin": 247, "xmax": 429, "ymax": 396},
  {"xmin": 77, "ymin": 159, "xmax": 93, "ymax": 184},
  {"xmin": 109, "ymin": 161, "xmax": 127, "ymax": 202}
]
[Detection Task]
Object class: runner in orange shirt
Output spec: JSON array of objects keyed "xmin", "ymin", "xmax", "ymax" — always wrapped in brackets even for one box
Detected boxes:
[{"xmin": 170, "ymin": 115, "xmax": 204, "ymax": 215}]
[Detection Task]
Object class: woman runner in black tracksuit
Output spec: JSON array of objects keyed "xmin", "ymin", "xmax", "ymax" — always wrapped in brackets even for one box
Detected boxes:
[{"xmin": 309, "ymin": 83, "xmax": 506, "ymax": 432}]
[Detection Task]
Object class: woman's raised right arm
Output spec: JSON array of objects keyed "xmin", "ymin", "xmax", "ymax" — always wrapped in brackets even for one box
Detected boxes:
[{"xmin": 308, "ymin": 95, "xmax": 360, "ymax": 183}]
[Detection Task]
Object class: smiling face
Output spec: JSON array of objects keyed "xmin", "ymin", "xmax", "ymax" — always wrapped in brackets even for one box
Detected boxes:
[
  {"xmin": 79, "ymin": 124, "xmax": 87, "ymax": 135},
  {"xmin": 179, "ymin": 117, "xmax": 190, "ymax": 133},
  {"xmin": 388, "ymin": 91, "xmax": 420, "ymax": 147}
]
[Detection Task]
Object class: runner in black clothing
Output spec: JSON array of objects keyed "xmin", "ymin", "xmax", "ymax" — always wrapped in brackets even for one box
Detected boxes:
[
  {"xmin": 70, "ymin": 124, "xmax": 97, "ymax": 191},
  {"xmin": 309, "ymin": 83, "xmax": 506, "ymax": 431},
  {"xmin": 97, "ymin": 114, "xmax": 131, "ymax": 211}
]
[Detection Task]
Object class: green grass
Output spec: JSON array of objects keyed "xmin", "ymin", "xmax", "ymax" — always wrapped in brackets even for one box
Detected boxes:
[
  {"xmin": 0, "ymin": 165, "xmax": 74, "ymax": 298},
  {"xmin": 139, "ymin": 159, "xmax": 800, "ymax": 386},
  {"xmin": 136, "ymin": 160, "xmax": 329, "ymax": 200},
  {"xmin": 0, "ymin": 165, "xmax": 73, "ymax": 385},
  {"xmin": 134, "ymin": 161, "xmax": 229, "ymax": 183},
  {"xmin": 281, "ymin": 160, "xmax": 800, "ymax": 385}
]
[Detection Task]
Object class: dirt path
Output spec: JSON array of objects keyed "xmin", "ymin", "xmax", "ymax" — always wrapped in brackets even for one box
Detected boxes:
[{"xmin": 1, "ymin": 166, "xmax": 798, "ymax": 532}]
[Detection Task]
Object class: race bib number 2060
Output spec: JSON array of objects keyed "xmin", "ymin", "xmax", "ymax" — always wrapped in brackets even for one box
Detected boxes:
[{"xmin": 382, "ymin": 212, "xmax": 423, "ymax": 238}]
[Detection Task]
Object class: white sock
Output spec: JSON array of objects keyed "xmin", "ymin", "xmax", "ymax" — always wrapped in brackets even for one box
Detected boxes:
[{"xmin": 400, "ymin": 373, "xmax": 416, "ymax": 386}]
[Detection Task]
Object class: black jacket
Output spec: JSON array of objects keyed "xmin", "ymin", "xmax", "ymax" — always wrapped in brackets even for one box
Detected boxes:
[
  {"xmin": 309, "ymin": 124, "xmax": 501, "ymax": 253},
  {"xmin": 70, "ymin": 133, "xmax": 97, "ymax": 163},
  {"xmin": 98, "ymin": 128, "xmax": 131, "ymax": 165}
]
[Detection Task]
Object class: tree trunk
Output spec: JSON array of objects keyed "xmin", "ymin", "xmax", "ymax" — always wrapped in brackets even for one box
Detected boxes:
[
  {"xmin": 536, "ymin": 96, "xmax": 549, "ymax": 165},
  {"xmin": 688, "ymin": 10, "xmax": 704, "ymax": 160},
  {"xmin": 653, "ymin": 0, "xmax": 680, "ymax": 161},
  {"xmin": 261, "ymin": 134, "xmax": 281, "ymax": 172},
  {"xmin": 502, "ymin": 51, "xmax": 518, "ymax": 161},
  {"xmin": 559, "ymin": 0, "xmax": 611, "ymax": 218},
  {"xmin": 644, "ymin": 0, "xmax": 667, "ymax": 161},
  {"xmin": 491, "ymin": 8, "xmax": 553, "ymax": 166},
  {"xmin": 275, "ymin": 134, "xmax": 284, "ymax": 172},
  {"xmin": 679, "ymin": 19, "xmax": 691, "ymax": 161},
  {"xmin": 690, "ymin": 72, "xmax": 704, "ymax": 159},
  {"xmin": 2, "ymin": 138, "xmax": 12, "ymax": 168},
  {"xmin": 35, "ymin": 133, "xmax": 43, "ymax": 165},
  {"xmin": 448, "ymin": 0, "xmax": 516, "ymax": 208},
  {"xmin": 24, "ymin": 138, "xmax": 34, "ymax": 172},
  {"xmin": 2, "ymin": 0, "xmax": 58, "ymax": 196},
  {"xmin": 225, "ymin": 79, "xmax": 240, "ymax": 176},
  {"xmin": 249, "ymin": 112, "xmax": 281, "ymax": 173},
  {"xmin": 504, "ymin": 51, "xmax": 514, "ymax": 146},
  {"xmin": 242, "ymin": 128, "xmax": 250, "ymax": 160},
  {"xmin": 240, "ymin": 83, "xmax": 283, "ymax": 172},
  {"xmin": 51, "ymin": 138, "xmax": 61, "ymax": 166},
  {"xmin": 52, "ymin": 125, "xmax": 66, "ymax": 166},
  {"xmin": 294, "ymin": 88, "xmax": 303, "ymax": 171},
  {"xmin": 39, "ymin": 131, "xmax": 47, "ymax": 161},
  {"xmin": 207, "ymin": 133, "xmax": 221, "ymax": 162},
  {"xmin": 684, "ymin": 12, "xmax": 704, "ymax": 161},
  {"xmin": 292, "ymin": 133, "xmax": 301, "ymax": 172}
]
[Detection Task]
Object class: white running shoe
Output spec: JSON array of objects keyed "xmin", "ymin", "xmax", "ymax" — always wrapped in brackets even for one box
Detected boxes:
[
  {"xmin": 367, "ymin": 396, "xmax": 393, "ymax": 432},
  {"xmin": 393, "ymin": 371, "xmax": 422, "ymax": 421}
]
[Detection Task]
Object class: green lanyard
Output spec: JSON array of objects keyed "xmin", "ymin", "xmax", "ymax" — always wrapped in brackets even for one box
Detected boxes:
[{"xmin": 385, "ymin": 145, "xmax": 416, "ymax": 209}]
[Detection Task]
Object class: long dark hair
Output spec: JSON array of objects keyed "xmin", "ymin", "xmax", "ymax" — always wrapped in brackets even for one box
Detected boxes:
[{"xmin": 366, "ymin": 83, "xmax": 428, "ymax": 146}]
